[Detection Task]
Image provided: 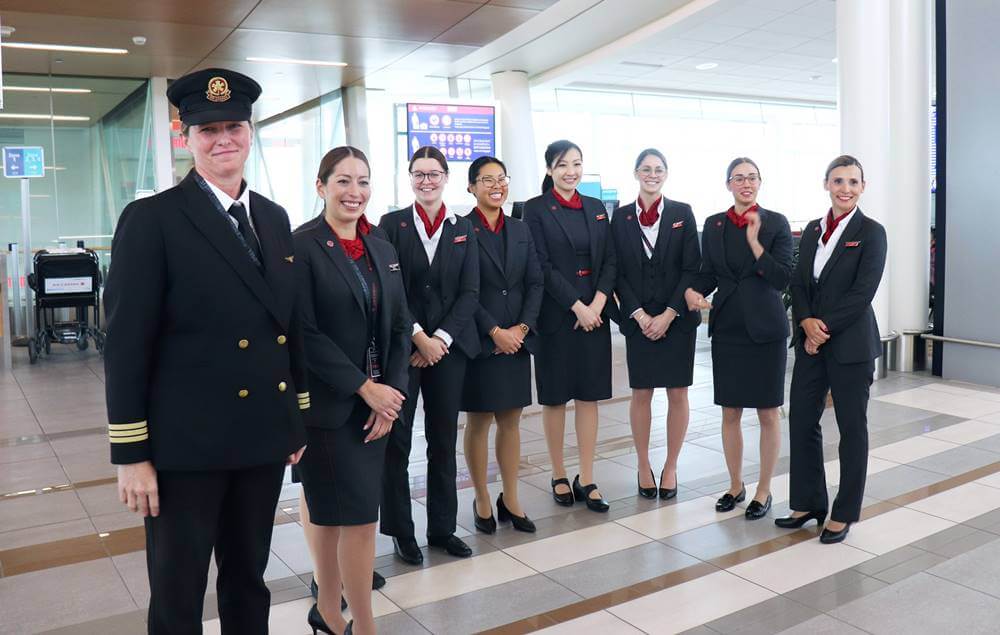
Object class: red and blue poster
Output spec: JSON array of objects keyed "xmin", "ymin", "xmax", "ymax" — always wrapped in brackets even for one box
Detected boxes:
[{"xmin": 406, "ymin": 103, "xmax": 496, "ymax": 163}]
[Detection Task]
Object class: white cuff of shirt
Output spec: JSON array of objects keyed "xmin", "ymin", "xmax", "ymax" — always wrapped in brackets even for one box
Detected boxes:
[
  {"xmin": 630, "ymin": 309, "xmax": 644, "ymax": 320},
  {"xmin": 412, "ymin": 323, "xmax": 424, "ymax": 336},
  {"xmin": 432, "ymin": 329, "xmax": 453, "ymax": 347}
]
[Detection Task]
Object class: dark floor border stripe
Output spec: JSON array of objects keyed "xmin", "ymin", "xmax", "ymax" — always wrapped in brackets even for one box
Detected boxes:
[
  {"xmin": 0, "ymin": 425, "xmax": 107, "ymax": 448},
  {"xmin": 478, "ymin": 459, "xmax": 1000, "ymax": 635}
]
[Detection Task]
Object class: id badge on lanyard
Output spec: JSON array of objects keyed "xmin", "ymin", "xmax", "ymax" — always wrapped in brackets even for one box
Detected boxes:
[{"xmin": 366, "ymin": 338, "xmax": 382, "ymax": 379}]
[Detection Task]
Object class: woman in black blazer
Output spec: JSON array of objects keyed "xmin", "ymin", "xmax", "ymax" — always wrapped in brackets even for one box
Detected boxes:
[
  {"xmin": 378, "ymin": 146, "xmax": 480, "ymax": 564},
  {"xmin": 611, "ymin": 149, "xmax": 701, "ymax": 500},
  {"xmin": 524, "ymin": 140, "xmax": 618, "ymax": 513},
  {"xmin": 776, "ymin": 155, "xmax": 887, "ymax": 544},
  {"xmin": 460, "ymin": 156, "xmax": 544, "ymax": 534},
  {"xmin": 686, "ymin": 157, "xmax": 792, "ymax": 520},
  {"xmin": 294, "ymin": 146, "xmax": 411, "ymax": 635}
]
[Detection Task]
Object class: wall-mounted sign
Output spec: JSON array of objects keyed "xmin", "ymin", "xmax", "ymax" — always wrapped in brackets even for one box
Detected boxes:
[
  {"xmin": 406, "ymin": 103, "xmax": 496, "ymax": 163},
  {"xmin": 3, "ymin": 146, "xmax": 45, "ymax": 178}
]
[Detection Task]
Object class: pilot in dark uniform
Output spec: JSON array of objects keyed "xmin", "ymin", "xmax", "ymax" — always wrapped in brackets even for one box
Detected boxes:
[{"xmin": 103, "ymin": 68, "xmax": 308, "ymax": 634}]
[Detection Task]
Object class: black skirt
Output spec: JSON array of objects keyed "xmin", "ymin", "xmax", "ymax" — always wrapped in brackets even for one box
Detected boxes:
[
  {"xmin": 461, "ymin": 349, "xmax": 532, "ymax": 412},
  {"xmin": 297, "ymin": 403, "xmax": 388, "ymax": 526},
  {"xmin": 710, "ymin": 297, "xmax": 786, "ymax": 408},
  {"xmin": 535, "ymin": 321, "xmax": 612, "ymax": 405},
  {"xmin": 625, "ymin": 324, "xmax": 697, "ymax": 389}
]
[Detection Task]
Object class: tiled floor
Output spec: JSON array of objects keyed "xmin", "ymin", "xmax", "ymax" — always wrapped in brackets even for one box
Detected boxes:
[{"xmin": 4, "ymin": 330, "xmax": 1000, "ymax": 634}]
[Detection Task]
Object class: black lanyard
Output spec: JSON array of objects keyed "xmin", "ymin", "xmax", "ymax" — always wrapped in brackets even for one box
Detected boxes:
[
  {"xmin": 639, "ymin": 226, "xmax": 655, "ymax": 257},
  {"xmin": 344, "ymin": 254, "xmax": 381, "ymax": 379}
]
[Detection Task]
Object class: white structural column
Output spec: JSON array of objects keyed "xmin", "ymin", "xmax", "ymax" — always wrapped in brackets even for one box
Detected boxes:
[
  {"xmin": 342, "ymin": 83, "xmax": 370, "ymax": 155},
  {"xmin": 889, "ymin": 0, "xmax": 932, "ymax": 334},
  {"xmin": 490, "ymin": 70, "xmax": 539, "ymax": 203},
  {"xmin": 149, "ymin": 77, "xmax": 175, "ymax": 192},
  {"xmin": 837, "ymin": 0, "xmax": 892, "ymax": 335}
]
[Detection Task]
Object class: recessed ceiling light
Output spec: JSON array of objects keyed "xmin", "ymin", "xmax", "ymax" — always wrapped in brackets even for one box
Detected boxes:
[
  {"xmin": 0, "ymin": 113, "xmax": 90, "ymax": 121},
  {"xmin": 695, "ymin": 62, "xmax": 719, "ymax": 71},
  {"xmin": 0, "ymin": 26, "xmax": 15, "ymax": 37},
  {"xmin": 3, "ymin": 86, "xmax": 92, "ymax": 94},
  {"xmin": 1, "ymin": 42, "xmax": 128, "ymax": 54},
  {"xmin": 246, "ymin": 56, "xmax": 347, "ymax": 67}
]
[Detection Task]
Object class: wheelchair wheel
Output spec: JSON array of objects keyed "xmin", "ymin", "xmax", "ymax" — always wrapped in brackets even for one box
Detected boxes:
[
  {"xmin": 77, "ymin": 336, "xmax": 89, "ymax": 351},
  {"xmin": 44, "ymin": 335, "xmax": 52, "ymax": 355},
  {"xmin": 28, "ymin": 340, "xmax": 38, "ymax": 364}
]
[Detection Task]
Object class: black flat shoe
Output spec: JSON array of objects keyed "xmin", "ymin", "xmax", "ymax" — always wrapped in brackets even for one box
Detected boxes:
[
  {"xmin": 308, "ymin": 603, "xmax": 340, "ymax": 635},
  {"xmin": 310, "ymin": 579, "xmax": 348, "ymax": 612},
  {"xmin": 715, "ymin": 484, "xmax": 746, "ymax": 512},
  {"xmin": 497, "ymin": 493, "xmax": 536, "ymax": 533},
  {"xmin": 638, "ymin": 469, "xmax": 657, "ymax": 499},
  {"xmin": 573, "ymin": 475, "xmax": 610, "ymax": 512},
  {"xmin": 820, "ymin": 523, "xmax": 852, "ymax": 544},
  {"xmin": 551, "ymin": 477, "xmax": 574, "ymax": 506},
  {"xmin": 472, "ymin": 499, "xmax": 497, "ymax": 534},
  {"xmin": 659, "ymin": 470, "xmax": 678, "ymax": 500},
  {"xmin": 372, "ymin": 570, "xmax": 385, "ymax": 590},
  {"xmin": 392, "ymin": 536, "xmax": 424, "ymax": 565},
  {"xmin": 744, "ymin": 494, "xmax": 772, "ymax": 520},
  {"xmin": 427, "ymin": 533, "xmax": 472, "ymax": 558},
  {"xmin": 774, "ymin": 510, "xmax": 827, "ymax": 529}
]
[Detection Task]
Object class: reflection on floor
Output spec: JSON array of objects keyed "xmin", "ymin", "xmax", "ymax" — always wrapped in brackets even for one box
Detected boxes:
[{"xmin": 3, "ymin": 327, "xmax": 1000, "ymax": 634}]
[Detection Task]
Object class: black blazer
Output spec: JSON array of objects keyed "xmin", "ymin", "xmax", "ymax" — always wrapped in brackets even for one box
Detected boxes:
[
  {"xmin": 791, "ymin": 209, "xmax": 887, "ymax": 364},
  {"xmin": 299, "ymin": 212, "xmax": 388, "ymax": 241},
  {"xmin": 293, "ymin": 220, "xmax": 411, "ymax": 429},
  {"xmin": 103, "ymin": 170, "xmax": 307, "ymax": 469},
  {"xmin": 523, "ymin": 190, "xmax": 619, "ymax": 334},
  {"xmin": 693, "ymin": 207, "xmax": 793, "ymax": 343},
  {"xmin": 461, "ymin": 211, "xmax": 544, "ymax": 357},
  {"xmin": 378, "ymin": 206, "xmax": 480, "ymax": 358},
  {"xmin": 611, "ymin": 199, "xmax": 702, "ymax": 338}
]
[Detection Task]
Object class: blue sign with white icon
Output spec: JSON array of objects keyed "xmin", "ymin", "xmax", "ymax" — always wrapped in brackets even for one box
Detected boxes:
[{"xmin": 3, "ymin": 146, "xmax": 45, "ymax": 178}]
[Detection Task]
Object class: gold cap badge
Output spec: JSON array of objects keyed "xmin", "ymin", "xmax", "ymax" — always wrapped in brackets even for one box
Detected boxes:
[{"xmin": 206, "ymin": 76, "xmax": 231, "ymax": 103}]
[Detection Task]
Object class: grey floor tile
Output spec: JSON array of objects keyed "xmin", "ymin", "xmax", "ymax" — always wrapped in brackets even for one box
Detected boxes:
[
  {"xmin": 963, "ymin": 508, "xmax": 1000, "ymax": 534},
  {"xmin": 969, "ymin": 432, "xmax": 1000, "ymax": 455},
  {"xmin": 829, "ymin": 572, "xmax": 1000, "ymax": 634},
  {"xmin": 0, "ymin": 518, "xmax": 96, "ymax": 551},
  {"xmin": 851, "ymin": 545, "xmax": 927, "ymax": 576},
  {"xmin": 75, "ymin": 483, "xmax": 124, "ymax": 518},
  {"xmin": 0, "ymin": 441, "xmax": 55, "ymax": 465},
  {"xmin": 35, "ymin": 609, "xmax": 146, "ymax": 635},
  {"xmin": 911, "ymin": 525, "xmax": 999, "ymax": 558},
  {"xmin": 862, "ymin": 464, "xmax": 946, "ymax": 501},
  {"xmin": 0, "ymin": 456, "xmax": 69, "ymax": 493},
  {"xmin": 928, "ymin": 538, "xmax": 1000, "ymax": 598},
  {"xmin": 704, "ymin": 596, "xmax": 820, "ymax": 634},
  {"xmin": 784, "ymin": 569, "xmax": 869, "ymax": 606},
  {"xmin": 544, "ymin": 541, "xmax": 700, "ymax": 598},
  {"xmin": 377, "ymin": 611, "xmax": 432, "ymax": 634},
  {"xmin": 869, "ymin": 550, "xmax": 948, "ymax": 584},
  {"xmin": 661, "ymin": 511, "xmax": 795, "ymax": 561},
  {"xmin": 776, "ymin": 614, "xmax": 869, "ymax": 634},
  {"xmin": 907, "ymin": 445, "xmax": 1000, "ymax": 476},
  {"xmin": 405, "ymin": 574, "xmax": 581, "ymax": 634}
]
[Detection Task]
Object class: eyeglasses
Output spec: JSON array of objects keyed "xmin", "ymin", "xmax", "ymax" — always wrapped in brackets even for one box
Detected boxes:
[
  {"xmin": 410, "ymin": 170, "xmax": 445, "ymax": 184},
  {"xmin": 728, "ymin": 174, "xmax": 760, "ymax": 185},
  {"xmin": 636, "ymin": 167, "xmax": 666, "ymax": 176},
  {"xmin": 476, "ymin": 175, "xmax": 511, "ymax": 187}
]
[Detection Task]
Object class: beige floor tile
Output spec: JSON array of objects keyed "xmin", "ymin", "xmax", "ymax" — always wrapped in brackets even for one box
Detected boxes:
[
  {"xmin": 823, "ymin": 456, "xmax": 897, "ymax": 486},
  {"xmin": 975, "ymin": 471, "xmax": 1000, "ymax": 489},
  {"xmin": 717, "ymin": 473, "xmax": 791, "ymax": 506},
  {"xmin": 536, "ymin": 610, "xmax": 645, "ymax": 634},
  {"xmin": 869, "ymin": 435, "xmax": 960, "ymax": 464},
  {"xmin": 843, "ymin": 507, "xmax": 955, "ymax": 555},
  {"xmin": 924, "ymin": 419, "xmax": 1000, "ymax": 445},
  {"xmin": 727, "ymin": 539, "xmax": 873, "ymax": 594},
  {"xmin": 203, "ymin": 592, "xmax": 399, "ymax": 635},
  {"xmin": 504, "ymin": 522, "xmax": 650, "ymax": 572},
  {"xmin": 608, "ymin": 570, "xmax": 775, "ymax": 634},
  {"xmin": 875, "ymin": 388, "xmax": 1000, "ymax": 420},
  {"xmin": 925, "ymin": 382, "xmax": 1000, "ymax": 402},
  {"xmin": 616, "ymin": 496, "xmax": 743, "ymax": 540},
  {"xmin": 906, "ymin": 481, "xmax": 1000, "ymax": 523},
  {"xmin": 379, "ymin": 551, "xmax": 534, "ymax": 609}
]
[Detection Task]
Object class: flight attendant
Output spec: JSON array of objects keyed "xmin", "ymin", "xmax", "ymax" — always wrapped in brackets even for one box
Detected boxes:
[
  {"xmin": 611, "ymin": 149, "xmax": 701, "ymax": 500},
  {"xmin": 686, "ymin": 157, "xmax": 793, "ymax": 520},
  {"xmin": 460, "ymin": 156, "xmax": 543, "ymax": 534},
  {"xmin": 293, "ymin": 146, "xmax": 410, "ymax": 635},
  {"xmin": 379, "ymin": 146, "xmax": 480, "ymax": 563},
  {"xmin": 776, "ymin": 155, "xmax": 887, "ymax": 544},
  {"xmin": 523, "ymin": 140, "xmax": 618, "ymax": 513}
]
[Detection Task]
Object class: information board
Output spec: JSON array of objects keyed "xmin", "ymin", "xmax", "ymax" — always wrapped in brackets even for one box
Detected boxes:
[
  {"xmin": 3, "ymin": 146, "xmax": 45, "ymax": 178},
  {"xmin": 406, "ymin": 103, "xmax": 496, "ymax": 162}
]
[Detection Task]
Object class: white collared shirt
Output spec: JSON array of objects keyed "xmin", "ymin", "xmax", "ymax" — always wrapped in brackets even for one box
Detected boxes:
[
  {"xmin": 204, "ymin": 177, "xmax": 256, "ymax": 239},
  {"xmin": 813, "ymin": 206, "xmax": 857, "ymax": 279},
  {"xmin": 411, "ymin": 203, "xmax": 458, "ymax": 346}
]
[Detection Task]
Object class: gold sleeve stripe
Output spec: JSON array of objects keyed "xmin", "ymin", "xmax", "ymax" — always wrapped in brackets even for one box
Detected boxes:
[
  {"xmin": 109, "ymin": 428, "xmax": 148, "ymax": 438},
  {"xmin": 109, "ymin": 433, "xmax": 149, "ymax": 443},
  {"xmin": 299, "ymin": 401, "xmax": 310, "ymax": 410},
  {"xmin": 109, "ymin": 421, "xmax": 147, "ymax": 431},
  {"xmin": 297, "ymin": 392, "xmax": 309, "ymax": 400}
]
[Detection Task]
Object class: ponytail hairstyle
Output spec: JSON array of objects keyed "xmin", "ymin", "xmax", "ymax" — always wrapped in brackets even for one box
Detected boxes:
[
  {"xmin": 408, "ymin": 145, "xmax": 449, "ymax": 174},
  {"xmin": 541, "ymin": 139, "xmax": 583, "ymax": 192},
  {"xmin": 725, "ymin": 156, "xmax": 761, "ymax": 183},
  {"xmin": 317, "ymin": 145, "xmax": 370, "ymax": 184},
  {"xmin": 468, "ymin": 155, "xmax": 507, "ymax": 186},
  {"xmin": 634, "ymin": 148, "xmax": 668, "ymax": 171},
  {"xmin": 824, "ymin": 154, "xmax": 865, "ymax": 182}
]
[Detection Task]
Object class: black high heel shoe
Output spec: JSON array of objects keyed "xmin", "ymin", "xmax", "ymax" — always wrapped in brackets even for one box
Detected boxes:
[
  {"xmin": 472, "ymin": 498, "xmax": 497, "ymax": 534},
  {"xmin": 715, "ymin": 483, "xmax": 746, "ymax": 512},
  {"xmin": 774, "ymin": 510, "xmax": 827, "ymax": 529},
  {"xmin": 551, "ymin": 477, "xmax": 574, "ymax": 506},
  {"xmin": 638, "ymin": 469, "xmax": 657, "ymax": 499},
  {"xmin": 573, "ymin": 475, "xmax": 610, "ymax": 512},
  {"xmin": 308, "ymin": 603, "xmax": 346, "ymax": 635},
  {"xmin": 497, "ymin": 493, "xmax": 536, "ymax": 532},
  {"xmin": 658, "ymin": 470, "xmax": 677, "ymax": 500},
  {"xmin": 310, "ymin": 579, "xmax": 348, "ymax": 611},
  {"xmin": 820, "ymin": 522, "xmax": 852, "ymax": 544}
]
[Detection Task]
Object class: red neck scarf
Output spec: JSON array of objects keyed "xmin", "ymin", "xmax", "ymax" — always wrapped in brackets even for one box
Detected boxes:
[
  {"xmin": 415, "ymin": 202, "xmax": 446, "ymax": 238},
  {"xmin": 822, "ymin": 207, "xmax": 850, "ymax": 245},
  {"xmin": 725, "ymin": 203, "xmax": 759, "ymax": 229},
  {"xmin": 474, "ymin": 207, "xmax": 504, "ymax": 234},
  {"xmin": 339, "ymin": 231, "xmax": 365, "ymax": 261},
  {"xmin": 552, "ymin": 189, "xmax": 583, "ymax": 210},
  {"xmin": 357, "ymin": 214, "xmax": 372, "ymax": 236},
  {"xmin": 638, "ymin": 196, "xmax": 661, "ymax": 228}
]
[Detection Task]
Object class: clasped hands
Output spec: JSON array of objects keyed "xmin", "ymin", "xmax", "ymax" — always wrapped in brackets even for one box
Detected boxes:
[
  {"xmin": 410, "ymin": 331, "xmax": 449, "ymax": 368},
  {"xmin": 358, "ymin": 379, "xmax": 404, "ymax": 443},
  {"xmin": 491, "ymin": 324, "xmax": 526, "ymax": 355},
  {"xmin": 572, "ymin": 293, "xmax": 607, "ymax": 332},
  {"xmin": 800, "ymin": 317, "xmax": 830, "ymax": 355},
  {"xmin": 634, "ymin": 308, "xmax": 677, "ymax": 341}
]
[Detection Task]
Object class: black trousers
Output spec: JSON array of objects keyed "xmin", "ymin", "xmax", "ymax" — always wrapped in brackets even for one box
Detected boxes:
[
  {"xmin": 381, "ymin": 350, "xmax": 467, "ymax": 538},
  {"xmin": 144, "ymin": 462, "xmax": 285, "ymax": 635},
  {"xmin": 788, "ymin": 344, "xmax": 875, "ymax": 523}
]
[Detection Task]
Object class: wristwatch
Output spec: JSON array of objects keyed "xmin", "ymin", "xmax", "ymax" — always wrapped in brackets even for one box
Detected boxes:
[{"xmin": 518, "ymin": 323, "xmax": 529, "ymax": 335}]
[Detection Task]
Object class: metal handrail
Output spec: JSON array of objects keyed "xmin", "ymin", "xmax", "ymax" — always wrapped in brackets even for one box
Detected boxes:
[{"xmin": 923, "ymin": 334, "xmax": 1000, "ymax": 350}]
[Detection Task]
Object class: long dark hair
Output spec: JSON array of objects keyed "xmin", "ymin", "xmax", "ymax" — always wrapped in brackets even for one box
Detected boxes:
[
  {"xmin": 541, "ymin": 139, "xmax": 582, "ymax": 192},
  {"xmin": 468, "ymin": 155, "xmax": 507, "ymax": 185},
  {"xmin": 409, "ymin": 145, "xmax": 449, "ymax": 174},
  {"xmin": 725, "ymin": 156, "xmax": 761, "ymax": 182},
  {"xmin": 317, "ymin": 145, "xmax": 370, "ymax": 184},
  {"xmin": 824, "ymin": 154, "xmax": 865, "ymax": 181},
  {"xmin": 634, "ymin": 148, "xmax": 667, "ymax": 171}
]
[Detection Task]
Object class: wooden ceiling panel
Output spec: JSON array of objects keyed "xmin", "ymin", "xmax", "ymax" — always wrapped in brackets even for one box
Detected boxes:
[
  {"xmin": 0, "ymin": 1, "xmax": 258, "ymax": 28},
  {"xmin": 241, "ymin": 0, "xmax": 483, "ymax": 41},
  {"xmin": 211, "ymin": 29, "xmax": 422, "ymax": 69},
  {"xmin": 434, "ymin": 5, "xmax": 539, "ymax": 46}
]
